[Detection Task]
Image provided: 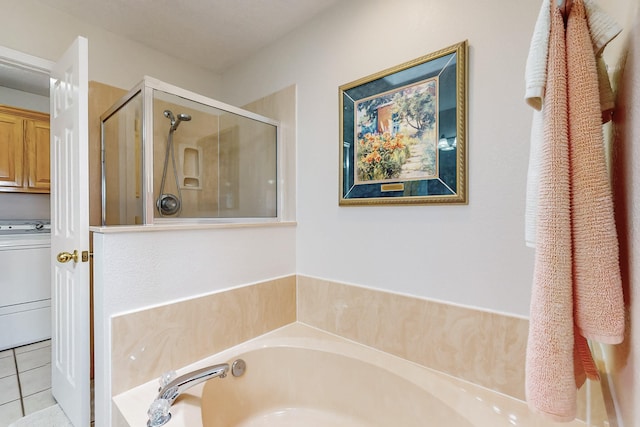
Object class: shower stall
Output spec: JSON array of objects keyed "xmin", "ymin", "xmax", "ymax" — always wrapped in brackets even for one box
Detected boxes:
[{"xmin": 100, "ymin": 77, "xmax": 280, "ymax": 225}]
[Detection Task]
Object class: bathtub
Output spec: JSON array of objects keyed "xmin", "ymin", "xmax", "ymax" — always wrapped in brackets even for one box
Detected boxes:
[{"xmin": 113, "ymin": 323, "xmax": 587, "ymax": 427}]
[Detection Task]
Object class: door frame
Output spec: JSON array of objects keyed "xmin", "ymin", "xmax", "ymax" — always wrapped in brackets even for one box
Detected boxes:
[{"xmin": 0, "ymin": 46, "xmax": 53, "ymax": 78}]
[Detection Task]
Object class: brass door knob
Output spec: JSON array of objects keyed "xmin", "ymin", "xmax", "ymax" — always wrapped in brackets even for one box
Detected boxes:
[{"xmin": 57, "ymin": 250, "xmax": 79, "ymax": 263}]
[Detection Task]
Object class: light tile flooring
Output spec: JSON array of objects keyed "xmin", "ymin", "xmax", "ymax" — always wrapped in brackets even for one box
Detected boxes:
[{"xmin": 0, "ymin": 340, "xmax": 56, "ymax": 427}]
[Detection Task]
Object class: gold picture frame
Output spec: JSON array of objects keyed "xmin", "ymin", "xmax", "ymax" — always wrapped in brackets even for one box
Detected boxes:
[{"xmin": 339, "ymin": 40, "xmax": 467, "ymax": 205}]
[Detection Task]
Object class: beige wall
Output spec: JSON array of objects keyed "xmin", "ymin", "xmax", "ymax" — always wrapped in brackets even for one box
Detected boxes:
[
  {"xmin": 219, "ymin": 2, "xmax": 637, "ymax": 424},
  {"xmin": 609, "ymin": 3, "xmax": 640, "ymax": 426},
  {"xmin": 219, "ymin": 0, "xmax": 549, "ymax": 317},
  {"xmin": 0, "ymin": 1, "xmax": 222, "ymax": 99}
]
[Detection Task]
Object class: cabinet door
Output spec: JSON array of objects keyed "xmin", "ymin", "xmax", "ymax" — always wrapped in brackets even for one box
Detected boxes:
[
  {"xmin": 0, "ymin": 112, "xmax": 24, "ymax": 189},
  {"xmin": 25, "ymin": 119, "xmax": 50, "ymax": 191}
]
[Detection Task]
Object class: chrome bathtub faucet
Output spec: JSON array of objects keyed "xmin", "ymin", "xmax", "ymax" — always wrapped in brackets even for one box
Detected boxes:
[
  {"xmin": 147, "ymin": 363, "xmax": 230, "ymax": 427},
  {"xmin": 147, "ymin": 360, "xmax": 246, "ymax": 427}
]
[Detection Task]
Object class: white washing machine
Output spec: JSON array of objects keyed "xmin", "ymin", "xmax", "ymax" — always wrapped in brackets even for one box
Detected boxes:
[{"xmin": 0, "ymin": 221, "xmax": 51, "ymax": 351}]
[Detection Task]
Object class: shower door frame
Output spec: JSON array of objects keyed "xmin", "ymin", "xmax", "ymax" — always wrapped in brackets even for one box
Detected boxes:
[{"xmin": 100, "ymin": 76, "xmax": 283, "ymax": 225}]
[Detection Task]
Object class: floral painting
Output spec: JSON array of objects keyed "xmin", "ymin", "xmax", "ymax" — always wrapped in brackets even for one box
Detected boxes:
[
  {"xmin": 354, "ymin": 79, "xmax": 438, "ymax": 183},
  {"xmin": 339, "ymin": 40, "xmax": 467, "ymax": 205}
]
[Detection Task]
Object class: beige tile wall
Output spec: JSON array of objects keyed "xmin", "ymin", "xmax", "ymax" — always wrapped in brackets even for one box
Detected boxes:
[
  {"xmin": 88, "ymin": 81, "xmax": 128, "ymax": 227},
  {"xmin": 297, "ymin": 275, "xmax": 606, "ymax": 425},
  {"xmin": 242, "ymin": 84, "xmax": 297, "ymax": 221},
  {"xmin": 110, "ymin": 275, "xmax": 296, "ymax": 395},
  {"xmin": 110, "ymin": 273, "xmax": 606, "ymax": 424},
  {"xmin": 297, "ymin": 275, "xmax": 529, "ymax": 399}
]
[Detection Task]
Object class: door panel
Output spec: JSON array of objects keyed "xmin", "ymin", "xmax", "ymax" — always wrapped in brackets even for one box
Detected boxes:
[{"xmin": 50, "ymin": 36, "xmax": 90, "ymax": 427}]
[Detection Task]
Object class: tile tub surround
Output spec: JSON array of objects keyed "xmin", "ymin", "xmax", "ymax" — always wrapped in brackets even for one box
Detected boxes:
[
  {"xmin": 296, "ymin": 275, "xmax": 607, "ymax": 425},
  {"xmin": 110, "ymin": 274, "xmax": 607, "ymax": 424},
  {"xmin": 297, "ymin": 275, "xmax": 529, "ymax": 399},
  {"xmin": 114, "ymin": 323, "xmax": 590, "ymax": 427},
  {"xmin": 110, "ymin": 275, "xmax": 296, "ymax": 395}
]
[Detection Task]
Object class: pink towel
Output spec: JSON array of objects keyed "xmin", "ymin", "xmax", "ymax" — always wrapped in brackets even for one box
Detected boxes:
[
  {"xmin": 525, "ymin": 0, "xmax": 625, "ymax": 421},
  {"xmin": 566, "ymin": 0, "xmax": 625, "ymax": 347},
  {"xmin": 526, "ymin": 5, "xmax": 577, "ymax": 420},
  {"xmin": 523, "ymin": 0, "xmax": 621, "ymax": 247}
]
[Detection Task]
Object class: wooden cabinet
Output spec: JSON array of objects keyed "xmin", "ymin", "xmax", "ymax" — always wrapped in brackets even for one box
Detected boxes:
[
  {"xmin": 0, "ymin": 105, "xmax": 50, "ymax": 193},
  {"xmin": 0, "ymin": 111, "xmax": 24, "ymax": 188}
]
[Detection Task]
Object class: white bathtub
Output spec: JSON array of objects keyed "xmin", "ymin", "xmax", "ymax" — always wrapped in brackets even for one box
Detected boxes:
[{"xmin": 113, "ymin": 323, "xmax": 586, "ymax": 427}]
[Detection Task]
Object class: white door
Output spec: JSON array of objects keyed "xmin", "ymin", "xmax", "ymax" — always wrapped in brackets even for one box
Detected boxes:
[{"xmin": 50, "ymin": 36, "xmax": 90, "ymax": 427}]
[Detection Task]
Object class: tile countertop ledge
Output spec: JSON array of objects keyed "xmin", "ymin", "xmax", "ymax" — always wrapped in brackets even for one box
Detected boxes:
[{"xmin": 90, "ymin": 221, "xmax": 297, "ymax": 234}]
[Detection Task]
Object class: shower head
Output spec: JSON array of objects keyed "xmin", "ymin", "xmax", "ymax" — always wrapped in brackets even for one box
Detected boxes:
[
  {"xmin": 163, "ymin": 110, "xmax": 175, "ymax": 122},
  {"xmin": 164, "ymin": 110, "xmax": 192, "ymax": 132},
  {"xmin": 171, "ymin": 113, "xmax": 191, "ymax": 131}
]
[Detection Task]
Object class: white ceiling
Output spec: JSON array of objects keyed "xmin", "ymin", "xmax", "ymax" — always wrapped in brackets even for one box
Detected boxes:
[
  {"xmin": 1, "ymin": 0, "xmax": 340, "ymax": 97},
  {"xmin": 39, "ymin": 0, "xmax": 340, "ymax": 73}
]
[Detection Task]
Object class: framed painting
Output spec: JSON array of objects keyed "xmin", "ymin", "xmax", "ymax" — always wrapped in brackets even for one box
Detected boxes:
[{"xmin": 339, "ymin": 40, "xmax": 467, "ymax": 205}]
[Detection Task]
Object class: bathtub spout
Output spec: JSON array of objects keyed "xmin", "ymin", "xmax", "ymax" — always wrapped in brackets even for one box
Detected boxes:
[
  {"xmin": 148, "ymin": 363, "xmax": 230, "ymax": 427},
  {"xmin": 157, "ymin": 363, "xmax": 229, "ymax": 404}
]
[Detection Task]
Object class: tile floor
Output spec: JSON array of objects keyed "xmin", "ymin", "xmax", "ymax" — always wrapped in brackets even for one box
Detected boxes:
[{"xmin": 0, "ymin": 340, "xmax": 56, "ymax": 427}]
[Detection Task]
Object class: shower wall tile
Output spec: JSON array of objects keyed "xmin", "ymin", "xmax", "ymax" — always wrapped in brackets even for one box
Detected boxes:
[
  {"xmin": 242, "ymin": 85, "xmax": 297, "ymax": 221},
  {"xmin": 297, "ymin": 275, "xmax": 529, "ymax": 400},
  {"xmin": 88, "ymin": 81, "xmax": 128, "ymax": 227},
  {"xmin": 110, "ymin": 275, "xmax": 296, "ymax": 395}
]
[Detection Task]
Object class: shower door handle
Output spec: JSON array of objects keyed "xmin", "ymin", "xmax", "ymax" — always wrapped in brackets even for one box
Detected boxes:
[{"xmin": 57, "ymin": 250, "xmax": 79, "ymax": 264}]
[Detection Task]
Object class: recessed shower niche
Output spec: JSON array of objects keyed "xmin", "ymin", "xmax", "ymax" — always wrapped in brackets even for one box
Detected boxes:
[
  {"xmin": 100, "ymin": 77, "xmax": 280, "ymax": 225},
  {"xmin": 179, "ymin": 144, "xmax": 203, "ymax": 190}
]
